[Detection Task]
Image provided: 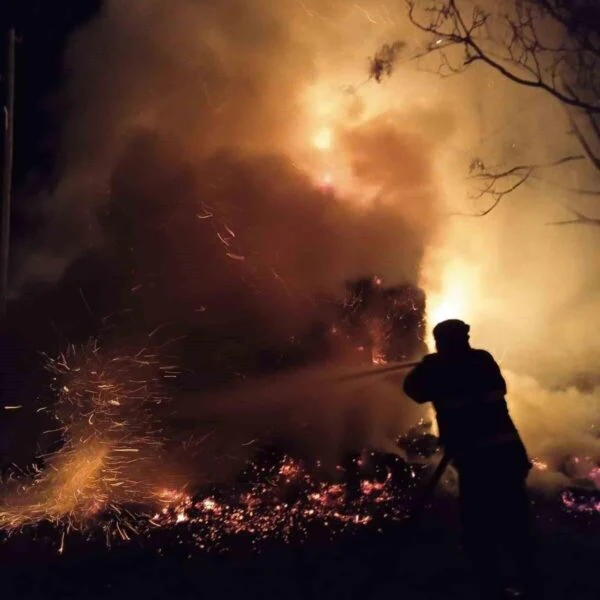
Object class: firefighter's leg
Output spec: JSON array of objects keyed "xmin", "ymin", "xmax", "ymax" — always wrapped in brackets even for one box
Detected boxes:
[
  {"xmin": 501, "ymin": 478, "xmax": 544, "ymax": 599},
  {"xmin": 459, "ymin": 469, "xmax": 505, "ymax": 598}
]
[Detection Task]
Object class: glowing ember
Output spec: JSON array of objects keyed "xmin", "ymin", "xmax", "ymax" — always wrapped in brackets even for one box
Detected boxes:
[
  {"xmin": 279, "ymin": 461, "xmax": 301, "ymax": 479},
  {"xmin": 149, "ymin": 454, "xmax": 413, "ymax": 547},
  {"xmin": 589, "ymin": 467, "xmax": 600, "ymax": 488},
  {"xmin": 201, "ymin": 498, "xmax": 218, "ymax": 511},
  {"xmin": 561, "ymin": 490, "xmax": 600, "ymax": 514},
  {"xmin": 531, "ymin": 458, "xmax": 549, "ymax": 471}
]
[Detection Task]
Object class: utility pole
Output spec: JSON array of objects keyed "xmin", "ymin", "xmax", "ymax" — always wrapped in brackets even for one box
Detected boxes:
[{"xmin": 1, "ymin": 27, "xmax": 16, "ymax": 317}]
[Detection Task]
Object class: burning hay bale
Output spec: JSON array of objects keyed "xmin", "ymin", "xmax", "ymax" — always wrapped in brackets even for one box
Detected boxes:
[{"xmin": 336, "ymin": 277, "xmax": 426, "ymax": 365}]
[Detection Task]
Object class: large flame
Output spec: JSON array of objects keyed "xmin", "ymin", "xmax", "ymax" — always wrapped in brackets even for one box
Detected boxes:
[
  {"xmin": 422, "ymin": 251, "xmax": 480, "ymax": 351},
  {"xmin": 419, "ymin": 252, "xmax": 482, "ymax": 434}
]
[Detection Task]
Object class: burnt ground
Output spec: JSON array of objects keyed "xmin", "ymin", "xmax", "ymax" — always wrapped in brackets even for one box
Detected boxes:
[{"xmin": 1, "ymin": 487, "xmax": 598, "ymax": 600}]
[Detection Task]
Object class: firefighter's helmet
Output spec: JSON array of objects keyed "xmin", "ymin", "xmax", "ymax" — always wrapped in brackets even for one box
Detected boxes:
[{"xmin": 432, "ymin": 319, "xmax": 470, "ymax": 341}]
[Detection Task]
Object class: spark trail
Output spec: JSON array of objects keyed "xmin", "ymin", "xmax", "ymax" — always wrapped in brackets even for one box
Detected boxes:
[{"xmin": 0, "ymin": 341, "xmax": 179, "ymax": 535}]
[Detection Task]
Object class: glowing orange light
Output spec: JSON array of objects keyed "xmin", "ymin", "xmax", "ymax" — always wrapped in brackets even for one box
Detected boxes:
[
  {"xmin": 321, "ymin": 173, "xmax": 333, "ymax": 187},
  {"xmin": 423, "ymin": 258, "xmax": 478, "ymax": 351},
  {"xmin": 312, "ymin": 127, "xmax": 333, "ymax": 151}
]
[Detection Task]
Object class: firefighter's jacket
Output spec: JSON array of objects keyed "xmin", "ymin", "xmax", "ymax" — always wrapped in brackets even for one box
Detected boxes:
[{"xmin": 403, "ymin": 349, "xmax": 529, "ymax": 467}]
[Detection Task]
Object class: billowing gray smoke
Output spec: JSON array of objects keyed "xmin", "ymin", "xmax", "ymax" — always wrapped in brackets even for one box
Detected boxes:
[
  {"xmin": 17, "ymin": 0, "xmax": 446, "ymax": 336},
  {"xmin": 102, "ymin": 128, "xmax": 435, "ymax": 343},
  {"xmin": 10, "ymin": 0, "xmax": 456, "ymax": 470}
]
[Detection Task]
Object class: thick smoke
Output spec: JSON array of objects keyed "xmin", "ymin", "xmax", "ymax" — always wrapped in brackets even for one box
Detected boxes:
[
  {"xmin": 8, "ymin": 0, "xmax": 454, "ymax": 471},
  {"xmin": 165, "ymin": 367, "xmax": 430, "ymax": 481},
  {"xmin": 17, "ymin": 0, "xmax": 448, "ymax": 331},
  {"xmin": 507, "ymin": 372, "xmax": 600, "ymax": 489},
  {"xmin": 16, "ymin": 0, "xmax": 600, "ymax": 489}
]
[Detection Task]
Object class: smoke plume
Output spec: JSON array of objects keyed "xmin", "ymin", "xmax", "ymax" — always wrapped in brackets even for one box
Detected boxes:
[{"xmin": 14, "ymin": 0, "xmax": 600, "ymax": 491}]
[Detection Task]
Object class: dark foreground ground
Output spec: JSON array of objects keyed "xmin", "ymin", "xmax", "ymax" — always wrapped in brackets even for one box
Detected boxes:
[{"xmin": 1, "ymin": 491, "xmax": 598, "ymax": 600}]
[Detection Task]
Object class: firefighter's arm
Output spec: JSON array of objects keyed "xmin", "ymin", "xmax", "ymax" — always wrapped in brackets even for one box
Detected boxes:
[{"xmin": 403, "ymin": 358, "xmax": 435, "ymax": 404}]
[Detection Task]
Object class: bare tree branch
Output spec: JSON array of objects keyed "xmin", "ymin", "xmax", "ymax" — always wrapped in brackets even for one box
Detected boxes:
[
  {"xmin": 546, "ymin": 205, "xmax": 600, "ymax": 226},
  {"xmin": 528, "ymin": 174, "xmax": 600, "ymax": 196},
  {"xmin": 406, "ymin": 0, "xmax": 600, "ymax": 113},
  {"xmin": 405, "ymin": 0, "xmax": 600, "ymax": 221},
  {"xmin": 452, "ymin": 155, "xmax": 587, "ymax": 216},
  {"xmin": 567, "ymin": 112, "xmax": 600, "ymax": 170}
]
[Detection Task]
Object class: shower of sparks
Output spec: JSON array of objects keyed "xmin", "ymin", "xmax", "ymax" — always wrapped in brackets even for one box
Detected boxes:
[
  {"xmin": 0, "ymin": 341, "xmax": 425, "ymax": 553},
  {"xmin": 368, "ymin": 318, "xmax": 390, "ymax": 365},
  {"xmin": 0, "ymin": 341, "xmax": 180, "ymax": 536}
]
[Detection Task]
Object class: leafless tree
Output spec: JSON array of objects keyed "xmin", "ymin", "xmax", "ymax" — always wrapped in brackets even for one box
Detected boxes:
[{"xmin": 406, "ymin": 0, "xmax": 600, "ymax": 224}]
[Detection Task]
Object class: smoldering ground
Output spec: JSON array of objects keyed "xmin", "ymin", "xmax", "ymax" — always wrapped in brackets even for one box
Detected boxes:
[{"xmin": 507, "ymin": 371, "xmax": 600, "ymax": 492}]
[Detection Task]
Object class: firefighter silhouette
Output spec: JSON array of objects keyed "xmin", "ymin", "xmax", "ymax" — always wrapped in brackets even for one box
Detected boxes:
[{"xmin": 403, "ymin": 320, "xmax": 542, "ymax": 599}]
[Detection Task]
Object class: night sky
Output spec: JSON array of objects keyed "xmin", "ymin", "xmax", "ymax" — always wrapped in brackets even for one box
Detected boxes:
[{"xmin": 2, "ymin": 1, "xmax": 102, "ymax": 239}]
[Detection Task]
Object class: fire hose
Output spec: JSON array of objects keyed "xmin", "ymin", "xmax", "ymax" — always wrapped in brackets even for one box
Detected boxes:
[
  {"xmin": 333, "ymin": 358, "xmax": 452, "ymax": 517},
  {"xmin": 336, "ymin": 359, "xmax": 454, "ymax": 522},
  {"xmin": 333, "ymin": 360, "xmax": 420, "ymax": 383}
]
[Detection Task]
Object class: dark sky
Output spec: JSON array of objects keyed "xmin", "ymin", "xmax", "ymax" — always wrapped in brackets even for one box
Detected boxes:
[
  {"xmin": 1, "ymin": 1, "xmax": 102, "ymax": 246},
  {"xmin": 2, "ymin": 0, "xmax": 102, "ymax": 188}
]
